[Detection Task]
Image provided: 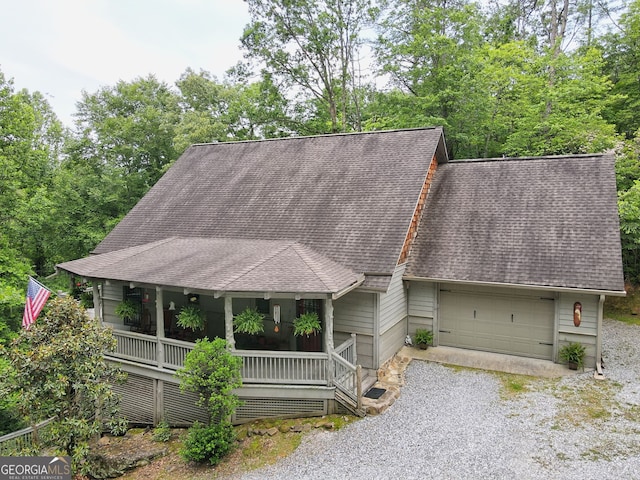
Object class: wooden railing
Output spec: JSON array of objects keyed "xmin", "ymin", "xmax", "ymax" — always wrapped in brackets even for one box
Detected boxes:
[
  {"xmin": 110, "ymin": 330, "xmax": 157, "ymax": 365},
  {"xmin": 107, "ymin": 330, "xmax": 330, "ymax": 386},
  {"xmin": 0, "ymin": 418, "xmax": 55, "ymax": 455},
  {"xmin": 331, "ymin": 335, "xmax": 363, "ymax": 414},
  {"xmin": 334, "ymin": 333, "xmax": 357, "ymax": 365},
  {"xmin": 161, "ymin": 337, "xmax": 195, "ymax": 370},
  {"xmin": 236, "ymin": 350, "xmax": 329, "ymax": 385}
]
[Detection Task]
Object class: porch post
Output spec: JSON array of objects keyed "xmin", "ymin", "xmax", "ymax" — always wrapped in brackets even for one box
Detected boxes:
[
  {"xmin": 156, "ymin": 286, "xmax": 165, "ymax": 369},
  {"xmin": 325, "ymin": 297, "xmax": 335, "ymax": 385},
  {"xmin": 92, "ymin": 283, "xmax": 102, "ymax": 324},
  {"xmin": 224, "ymin": 296, "xmax": 235, "ymax": 350}
]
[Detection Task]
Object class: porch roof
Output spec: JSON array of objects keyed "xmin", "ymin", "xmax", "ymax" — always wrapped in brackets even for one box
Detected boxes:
[{"xmin": 57, "ymin": 237, "xmax": 364, "ymax": 298}]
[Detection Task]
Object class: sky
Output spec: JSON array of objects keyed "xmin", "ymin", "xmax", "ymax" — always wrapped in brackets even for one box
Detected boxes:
[{"xmin": 0, "ymin": 0, "xmax": 251, "ymax": 127}]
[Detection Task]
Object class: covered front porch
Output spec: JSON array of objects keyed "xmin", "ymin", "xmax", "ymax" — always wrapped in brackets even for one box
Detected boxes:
[
  {"xmin": 96, "ymin": 285, "xmax": 364, "ymax": 422},
  {"xmin": 58, "ymin": 237, "xmax": 369, "ymax": 421}
]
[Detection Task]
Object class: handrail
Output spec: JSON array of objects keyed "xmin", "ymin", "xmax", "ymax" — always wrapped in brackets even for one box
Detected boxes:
[{"xmin": 0, "ymin": 418, "xmax": 55, "ymax": 455}]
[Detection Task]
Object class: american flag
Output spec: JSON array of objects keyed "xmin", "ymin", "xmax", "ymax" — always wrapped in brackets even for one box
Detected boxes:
[{"xmin": 22, "ymin": 276, "xmax": 51, "ymax": 329}]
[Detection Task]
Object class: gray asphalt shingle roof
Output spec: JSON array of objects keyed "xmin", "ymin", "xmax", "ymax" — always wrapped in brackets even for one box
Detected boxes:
[
  {"xmin": 93, "ymin": 128, "xmax": 447, "ymax": 283},
  {"xmin": 58, "ymin": 237, "xmax": 363, "ymax": 295},
  {"xmin": 406, "ymin": 154, "xmax": 625, "ymax": 292}
]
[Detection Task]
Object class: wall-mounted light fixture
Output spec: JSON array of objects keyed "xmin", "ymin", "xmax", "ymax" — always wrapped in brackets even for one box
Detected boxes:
[{"xmin": 573, "ymin": 302, "xmax": 582, "ymax": 327}]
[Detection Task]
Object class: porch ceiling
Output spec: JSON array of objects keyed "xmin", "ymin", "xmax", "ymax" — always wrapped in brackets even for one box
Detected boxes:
[{"xmin": 57, "ymin": 237, "xmax": 364, "ymax": 296}]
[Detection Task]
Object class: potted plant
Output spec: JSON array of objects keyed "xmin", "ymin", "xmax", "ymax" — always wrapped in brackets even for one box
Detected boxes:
[
  {"xmin": 293, "ymin": 312, "xmax": 322, "ymax": 337},
  {"xmin": 233, "ymin": 307, "xmax": 265, "ymax": 335},
  {"xmin": 414, "ymin": 328, "xmax": 434, "ymax": 350},
  {"xmin": 115, "ymin": 299, "xmax": 138, "ymax": 323},
  {"xmin": 176, "ymin": 305, "xmax": 205, "ymax": 331},
  {"xmin": 559, "ymin": 342, "xmax": 586, "ymax": 370}
]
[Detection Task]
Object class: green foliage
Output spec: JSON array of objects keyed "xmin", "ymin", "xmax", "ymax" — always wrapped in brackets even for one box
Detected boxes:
[
  {"xmin": 0, "ymin": 297, "xmax": 126, "ymax": 473},
  {"xmin": 152, "ymin": 420, "xmax": 172, "ymax": 442},
  {"xmin": 115, "ymin": 299, "xmax": 138, "ymax": 322},
  {"xmin": 293, "ymin": 312, "xmax": 322, "ymax": 337},
  {"xmin": 617, "ymin": 132, "xmax": 640, "ymax": 282},
  {"xmin": 233, "ymin": 307, "xmax": 265, "ymax": 335},
  {"xmin": 414, "ymin": 328, "xmax": 433, "ymax": 346},
  {"xmin": 242, "ymin": 0, "xmax": 377, "ymax": 133},
  {"xmin": 176, "ymin": 337, "xmax": 242, "ymax": 421},
  {"xmin": 180, "ymin": 420, "xmax": 235, "ymax": 465},
  {"xmin": 176, "ymin": 305, "xmax": 205, "ymax": 331},
  {"xmin": 559, "ymin": 342, "xmax": 586, "ymax": 370},
  {"xmin": 176, "ymin": 338, "xmax": 241, "ymax": 465}
]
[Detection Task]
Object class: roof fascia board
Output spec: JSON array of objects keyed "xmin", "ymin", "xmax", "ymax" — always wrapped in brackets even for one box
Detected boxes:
[
  {"xmin": 332, "ymin": 275, "xmax": 366, "ymax": 300},
  {"xmin": 403, "ymin": 275, "xmax": 627, "ymax": 297}
]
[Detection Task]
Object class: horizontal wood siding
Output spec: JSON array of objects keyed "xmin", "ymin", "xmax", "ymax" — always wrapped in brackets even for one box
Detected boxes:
[
  {"xmin": 334, "ymin": 291, "xmax": 375, "ymax": 369},
  {"xmin": 407, "ymin": 281, "xmax": 436, "ymax": 336},
  {"xmin": 102, "ymin": 281, "xmax": 125, "ymax": 327},
  {"xmin": 379, "ymin": 320, "xmax": 406, "ymax": 366},
  {"xmin": 379, "ymin": 264, "xmax": 407, "ymax": 334},
  {"xmin": 353, "ymin": 334, "xmax": 374, "ymax": 369},
  {"xmin": 334, "ymin": 291, "xmax": 375, "ymax": 335},
  {"xmin": 558, "ymin": 293, "xmax": 600, "ymax": 368}
]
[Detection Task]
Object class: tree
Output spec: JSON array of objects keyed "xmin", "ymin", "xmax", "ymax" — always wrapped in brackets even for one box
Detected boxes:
[
  {"xmin": 176, "ymin": 337, "xmax": 242, "ymax": 465},
  {"xmin": 72, "ymin": 75, "xmax": 181, "ymax": 212},
  {"xmin": 1, "ymin": 297, "xmax": 125, "ymax": 472},
  {"xmin": 617, "ymin": 130, "xmax": 640, "ymax": 282},
  {"xmin": 602, "ymin": 0, "xmax": 640, "ymax": 138},
  {"xmin": 242, "ymin": 0, "xmax": 377, "ymax": 133},
  {"xmin": 375, "ymin": 0, "xmax": 487, "ymax": 157}
]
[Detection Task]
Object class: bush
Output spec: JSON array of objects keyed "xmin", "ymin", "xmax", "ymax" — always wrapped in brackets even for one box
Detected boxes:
[
  {"xmin": 180, "ymin": 421, "xmax": 235, "ymax": 465},
  {"xmin": 153, "ymin": 420, "xmax": 171, "ymax": 442}
]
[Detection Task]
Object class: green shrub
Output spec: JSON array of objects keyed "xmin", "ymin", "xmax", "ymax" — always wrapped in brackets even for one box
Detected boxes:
[
  {"xmin": 180, "ymin": 421, "xmax": 235, "ymax": 465},
  {"xmin": 152, "ymin": 420, "xmax": 171, "ymax": 442},
  {"xmin": 414, "ymin": 328, "xmax": 433, "ymax": 346}
]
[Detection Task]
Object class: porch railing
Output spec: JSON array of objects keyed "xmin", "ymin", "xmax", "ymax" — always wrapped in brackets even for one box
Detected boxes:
[
  {"xmin": 334, "ymin": 333, "xmax": 357, "ymax": 365},
  {"xmin": 111, "ymin": 330, "xmax": 157, "ymax": 365},
  {"xmin": 108, "ymin": 330, "xmax": 329, "ymax": 386},
  {"xmin": 236, "ymin": 350, "xmax": 328, "ymax": 385},
  {"xmin": 162, "ymin": 337, "xmax": 195, "ymax": 370}
]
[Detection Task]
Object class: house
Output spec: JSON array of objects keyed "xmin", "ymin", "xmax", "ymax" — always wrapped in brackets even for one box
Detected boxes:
[{"xmin": 57, "ymin": 128, "xmax": 624, "ymax": 425}]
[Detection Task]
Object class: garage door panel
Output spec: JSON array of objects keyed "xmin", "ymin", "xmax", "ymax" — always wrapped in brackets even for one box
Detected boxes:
[{"xmin": 440, "ymin": 289, "xmax": 554, "ymax": 360}]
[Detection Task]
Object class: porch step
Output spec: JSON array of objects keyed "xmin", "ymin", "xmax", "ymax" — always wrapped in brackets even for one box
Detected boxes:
[{"xmin": 335, "ymin": 388, "xmax": 366, "ymax": 417}]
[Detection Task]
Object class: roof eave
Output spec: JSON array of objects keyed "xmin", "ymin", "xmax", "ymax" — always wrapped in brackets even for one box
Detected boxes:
[{"xmin": 403, "ymin": 275, "xmax": 627, "ymax": 297}]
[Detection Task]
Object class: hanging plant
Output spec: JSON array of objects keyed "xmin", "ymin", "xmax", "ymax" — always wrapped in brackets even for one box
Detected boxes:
[
  {"xmin": 233, "ymin": 307, "xmax": 265, "ymax": 335},
  {"xmin": 293, "ymin": 312, "xmax": 322, "ymax": 337},
  {"xmin": 177, "ymin": 305, "xmax": 205, "ymax": 331},
  {"xmin": 115, "ymin": 299, "xmax": 138, "ymax": 322}
]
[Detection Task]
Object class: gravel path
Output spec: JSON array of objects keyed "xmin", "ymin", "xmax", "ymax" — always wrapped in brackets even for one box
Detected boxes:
[{"xmin": 240, "ymin": 319, "xmax": 640, "ymax": 480}]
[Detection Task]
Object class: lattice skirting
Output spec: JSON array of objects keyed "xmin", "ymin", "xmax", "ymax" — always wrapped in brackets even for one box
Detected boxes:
[{"xmin": 233, "ymin": 398, "xmax": 327, "ymax": 424}]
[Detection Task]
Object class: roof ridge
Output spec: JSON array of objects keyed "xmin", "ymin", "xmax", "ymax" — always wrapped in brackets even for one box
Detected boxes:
[
  {"xmin": 216, "ymin": 240, "xmax": 295, "ymax": 290},
  {"xmin": 191, "ymin": 127, "xmax": 443, "ymax": 148},
  {"xmin": 451, "ymin": 153, "xmax": 609, "ymax": 164}
]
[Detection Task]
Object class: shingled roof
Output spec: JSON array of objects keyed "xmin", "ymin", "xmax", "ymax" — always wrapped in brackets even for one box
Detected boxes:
[
  {"xmin": 406, "ymin": 154, "xmax": 625, "ymax": 293},
  {"xmin": 91, "ymin": 128, "xmax": 447, "ymax": 290},
  {"xmin": 58, "ymin": 238, "xmax": 364, "ymax": 297}
]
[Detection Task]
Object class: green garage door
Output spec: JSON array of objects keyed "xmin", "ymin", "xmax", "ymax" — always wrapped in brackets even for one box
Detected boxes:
[{"xmin": 439, "ymin": 287, "xmax": 555, "ymax": 360}]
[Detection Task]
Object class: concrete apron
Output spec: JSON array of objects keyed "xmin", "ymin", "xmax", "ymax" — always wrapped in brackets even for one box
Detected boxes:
[{"xmin": 403, "ymin": 345, "xmax": 577, "ymax": 378}]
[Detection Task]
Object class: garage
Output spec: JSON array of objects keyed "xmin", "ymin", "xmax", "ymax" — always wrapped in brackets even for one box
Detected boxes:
[{"xmin": 439, "ymin": 286, "xmax": 555, "ymax": 360}]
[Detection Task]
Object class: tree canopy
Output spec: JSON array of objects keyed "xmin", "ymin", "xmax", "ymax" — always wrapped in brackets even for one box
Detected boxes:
[{"xmin": 1, "ymin": 0, "xmax": 640, "ymax": 342}]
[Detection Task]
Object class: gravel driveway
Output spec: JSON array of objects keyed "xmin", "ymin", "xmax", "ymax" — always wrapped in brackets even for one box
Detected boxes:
[{"xmin": 240, "ymin": 319, "xmax": 640, "ymax": 480}]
